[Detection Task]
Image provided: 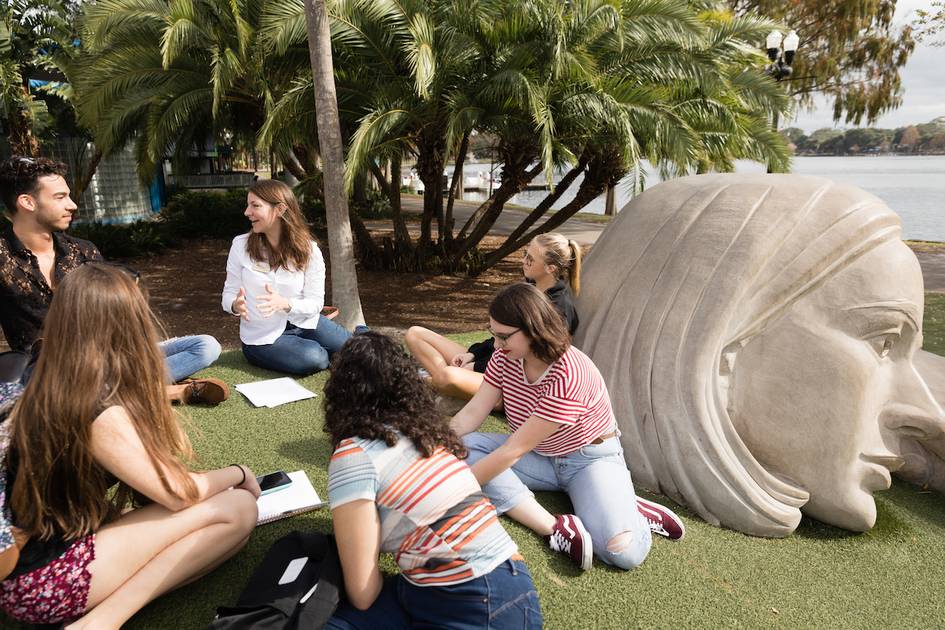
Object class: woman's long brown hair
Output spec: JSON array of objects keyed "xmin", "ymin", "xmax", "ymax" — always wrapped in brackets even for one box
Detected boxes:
[
  {"xmin": 10, "ymin": 264, "xmax": 198, "ymax": 541},
  {"xmin": 489, "ymin": 283, "xmax": 570, "ymax": 364},
  {"xmin": 246, "ymin": 179, "xmax": 312, "ymax": 271}
]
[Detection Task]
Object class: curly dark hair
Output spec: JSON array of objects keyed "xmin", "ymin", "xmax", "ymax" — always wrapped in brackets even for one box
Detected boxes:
[
  {"xmin": 0, "ymin": 156, "xmax": 69, "ymax": 214},
  {"xmin": 323, "ymin": 331, "xmax": 466, "ymax": 458}
]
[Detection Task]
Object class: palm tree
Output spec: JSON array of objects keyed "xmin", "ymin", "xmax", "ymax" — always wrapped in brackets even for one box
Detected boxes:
[
  {"xmin": 73, "ymin": 0, "xmax": 270, "ymax": 181},
  {"xmin": 0, "ymin": 0, "xmax": 80, "ymax": 156},
  {"xmin": 304, "ymin": 0, "xmax": 365, "ymax": 327},
  {"xmin": 466, "ymin": 1, "xmax": 792, "ymax": 273}
]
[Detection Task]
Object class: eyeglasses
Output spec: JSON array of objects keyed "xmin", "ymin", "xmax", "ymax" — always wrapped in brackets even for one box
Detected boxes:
[
  {"xmin": 489, "ymin": 327, "xmax": 520, "ymax": 342},
  {"xmin": 522, "ymin": 251, "xmax": 534, "ymax": 265}
]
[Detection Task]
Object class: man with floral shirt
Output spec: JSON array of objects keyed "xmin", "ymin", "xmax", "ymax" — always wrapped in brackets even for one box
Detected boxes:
[{"xmin": 0, "ymin": 156, "xmax": 226, "ymax": 404}]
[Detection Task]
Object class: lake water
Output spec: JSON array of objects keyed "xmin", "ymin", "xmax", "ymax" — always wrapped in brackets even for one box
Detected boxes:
[{"xmin": 445, "ymin": 156, "xmax": 945, "ymax": 241}]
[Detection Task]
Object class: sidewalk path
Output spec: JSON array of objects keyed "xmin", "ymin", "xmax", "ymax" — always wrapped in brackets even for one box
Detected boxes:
[
  {"xmin": 396, "ymin": 195, "xmax": 945, "ymax": 292},
  {"xmin": 399, "ymin": 196, "xmax": 605, "ymax": 246}
]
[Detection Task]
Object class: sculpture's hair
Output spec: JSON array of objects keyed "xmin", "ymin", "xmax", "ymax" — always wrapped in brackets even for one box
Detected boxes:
[
  {"xmin": 575, "ymin": 174, "xmax": 902, "ymax": 536},
  {"xmin": 246, "ymin": 179, "xmax": 312, "ymax": 271},
  {"xmin": 490, "ymin": 283, "xmax": 570, "ymax": 364},
  {"xmin": 531, "ymin": 232, "xmax": 582, "ymax": 296}
]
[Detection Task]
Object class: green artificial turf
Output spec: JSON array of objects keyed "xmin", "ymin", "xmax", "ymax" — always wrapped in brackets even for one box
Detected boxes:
[
  {"xmin": 924, "ymin": 292, "xmax": 945, "ymax": 356},
  {"xmin": 9, "ymin": 319, "xmax": 945, "ymax": 628}
]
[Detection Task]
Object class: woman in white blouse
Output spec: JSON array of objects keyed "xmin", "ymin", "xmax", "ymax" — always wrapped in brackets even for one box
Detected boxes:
[{"xmin": 222, "ymin": 179, "xmax": 353, "ymax": 374}]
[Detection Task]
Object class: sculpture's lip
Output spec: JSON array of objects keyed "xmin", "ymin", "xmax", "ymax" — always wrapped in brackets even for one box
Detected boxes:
[
  {"xmin": 860, "ymin": 453, "xmax": 902, "ymax": 491},
  {"xmin": 860, "ymin": 452, "xmax": 905, "ymax": 471}
]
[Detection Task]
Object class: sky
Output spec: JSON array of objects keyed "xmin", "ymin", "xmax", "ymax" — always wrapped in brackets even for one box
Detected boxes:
[{"xmin": 790, "ymin": 0, "xmax": 943, "ymax": 133}]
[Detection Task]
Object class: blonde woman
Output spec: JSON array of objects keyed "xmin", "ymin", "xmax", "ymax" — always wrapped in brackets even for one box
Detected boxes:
[
  {"xmin": 406, "ymin": 233, "xmax": 582, "ymax": 401},
  {"xmin": 0, "ymin": 264, "xmax": 258, "ymax": 627}
]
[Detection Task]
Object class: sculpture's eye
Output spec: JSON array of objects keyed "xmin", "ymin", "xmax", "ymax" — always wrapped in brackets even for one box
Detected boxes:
[{"xmin": 868, "ymin": 333, "xmax": 899, "ymax": 359}]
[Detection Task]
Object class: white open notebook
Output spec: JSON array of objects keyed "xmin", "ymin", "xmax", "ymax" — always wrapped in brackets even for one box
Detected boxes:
[{"xmin": 256, "ymin": 470, "xmax": 327, "ymax": 525}]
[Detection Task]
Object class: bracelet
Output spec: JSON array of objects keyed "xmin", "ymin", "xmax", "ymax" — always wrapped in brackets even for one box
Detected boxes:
[{"xmin": 229, "ymin": 463, "xmax": 246, "ymax": 486}]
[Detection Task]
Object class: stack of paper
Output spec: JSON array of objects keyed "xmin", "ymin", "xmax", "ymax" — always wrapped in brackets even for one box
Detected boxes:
[
  {"xmin": 256, "ymin": 470, "xmax": 326, "ymax": 525},
  {"xmin": 235, "ymin": 377, "xmax": 317, "ymax": 408}
]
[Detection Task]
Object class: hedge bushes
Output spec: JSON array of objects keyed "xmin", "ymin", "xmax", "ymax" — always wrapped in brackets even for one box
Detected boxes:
[
  {"xmin": 69, "ymin": 220, "xmax": 170, "ymax": 259},
  {"xmin": 161, "ymin": 189, "xmax": 249, "ymax": 239}
]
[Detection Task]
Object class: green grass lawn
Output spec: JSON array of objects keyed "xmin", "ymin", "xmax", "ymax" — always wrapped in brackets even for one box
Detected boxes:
[{"xmin": 11, "ymin": 313, "xmax": 945, "ymax": 629}]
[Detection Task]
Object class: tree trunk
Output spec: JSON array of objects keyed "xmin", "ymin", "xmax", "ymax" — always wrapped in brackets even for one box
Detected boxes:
[
  {"xmin": 415, "ymin": 127, "xmax": 447, "ymax": 250},
  {"xmin": 8, "ymin": 84, "xmax": 41, "ymax": 157},
  {"xmin": 286, "ymin": 147, "xmax": 312, "ymax": 182},
  {"xmin": 480, "ymin": 158, "xmax": 586, "ymax": 269},
  {"xmin": 368, "ymin": 160, "xmax": 392, "ymax": 200},
  {"xmin": 304, "ymin": 0, "xmax": 365, "ymax": 328},
  {"xmin": 450, "ymin": 162, "xmax": 541, "ymax": 265},
  {"xmin": 72, "ymin": 148, "xmax": 103, "ymax": 212},
  {"xmin": 369, "ymin": 157, "xmax": 410, "ymax": 246},
  {"xmin": 604, "ymin": 185, "xmax": 616, "ymax": 216},
  {"xmin": 444, "ymin": 131, "xmax": 470, "ymax": 244}
]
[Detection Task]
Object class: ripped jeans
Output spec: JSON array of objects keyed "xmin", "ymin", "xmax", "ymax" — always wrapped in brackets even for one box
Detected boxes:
[{"xmin": 464, "ymin": 432, "xmax": 652, "ymax": 570}]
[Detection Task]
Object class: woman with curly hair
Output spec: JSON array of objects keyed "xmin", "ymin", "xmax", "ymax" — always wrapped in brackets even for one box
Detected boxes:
[{"xmin": 323, "ymin": 332, "xmax": 542, "ymax": 630}]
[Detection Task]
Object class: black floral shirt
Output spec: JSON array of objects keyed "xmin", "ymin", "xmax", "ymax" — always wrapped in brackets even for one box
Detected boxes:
[{"xmin": 0, "ymin": 225, "xmax": 103, "ymax": 351}]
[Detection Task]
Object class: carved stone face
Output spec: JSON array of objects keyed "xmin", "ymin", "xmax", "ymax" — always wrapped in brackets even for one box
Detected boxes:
[{"xmin": 730, "ymin": 239, "xmax": 945, "ymax": 531}]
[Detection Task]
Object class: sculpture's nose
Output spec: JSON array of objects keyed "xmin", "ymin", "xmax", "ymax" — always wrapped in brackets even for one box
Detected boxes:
[{"xmin": 882, "ymin": 364, "xmax": 945, "ymax": 441}]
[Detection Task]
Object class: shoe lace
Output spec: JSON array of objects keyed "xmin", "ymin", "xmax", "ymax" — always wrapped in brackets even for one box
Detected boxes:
[
  {"xmin": 642, "ymin": 514, "xmax": 669, "ymax": 536},
  {"xmin": 548, "ymin": 529, "xmax": 571, "ymax": 554}
]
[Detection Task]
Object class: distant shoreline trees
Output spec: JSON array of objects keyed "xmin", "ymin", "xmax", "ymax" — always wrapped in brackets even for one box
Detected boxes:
[{"xmin": 782, "ymin": 117, "xmax": 945, "ymax": 156}]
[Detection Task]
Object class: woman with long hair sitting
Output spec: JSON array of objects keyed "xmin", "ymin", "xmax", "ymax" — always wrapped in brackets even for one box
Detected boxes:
[
  {"xmin": 0, "ymin": 264, "xmax": 259, "ymax": 628},
  {"xmin": 222, "ymin": 179, "xmax": 355, "ymax": 375},
  {"xmin": 406, "ymin": 232, "xmax": 581, "ymax": 401},
  {"xmin": 451, "ymin": 283, "xmax": 685, "ymax": 572},
  {"xmin": 323, "ymin": 332, "xmax": 542, "ymax": 629}
]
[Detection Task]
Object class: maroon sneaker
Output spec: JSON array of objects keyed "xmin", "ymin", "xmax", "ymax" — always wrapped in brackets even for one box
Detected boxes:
[
  {"xmin": 637, "ymin": 496, "xmax": 686, "ymax": 541},
  {"xmin": 548, "ymin": 514, "xmax": 593, "ymax": 570}
]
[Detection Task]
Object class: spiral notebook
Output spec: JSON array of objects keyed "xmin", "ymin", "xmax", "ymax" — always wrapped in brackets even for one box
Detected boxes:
[{"xmin": 256, "ymin": 470, "xmax": 327, "ymax": 525}]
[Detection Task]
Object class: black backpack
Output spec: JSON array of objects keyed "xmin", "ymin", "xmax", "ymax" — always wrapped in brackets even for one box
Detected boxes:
[{"xmin": 209, "ymin": 530, "xmax": 344, "ymax": 630}]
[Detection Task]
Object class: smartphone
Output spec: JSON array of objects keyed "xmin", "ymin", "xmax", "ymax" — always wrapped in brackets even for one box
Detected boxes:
[{"xmin": 257, "ymin": 471, "xmax": 293, "ymax": 495}]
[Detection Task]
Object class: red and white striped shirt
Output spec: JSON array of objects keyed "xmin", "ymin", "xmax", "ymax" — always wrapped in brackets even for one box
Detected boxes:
[{"xmin": 483, "ymin": 345, "xmax": 616, "ymax": 456}]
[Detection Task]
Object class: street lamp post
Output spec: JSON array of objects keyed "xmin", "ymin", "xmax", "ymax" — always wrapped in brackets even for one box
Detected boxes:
[{"xmin": 764, "ymin": 29, "xmax": 799, "ymax": 172}]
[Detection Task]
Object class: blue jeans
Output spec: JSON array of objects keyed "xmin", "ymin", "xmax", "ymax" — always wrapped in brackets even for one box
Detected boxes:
[
  {"xmin": 326, "ymin": 558, "xmax": 542, "ymax": 630},
  {"xmin": 464, "ymin": 433, "xmax": 652, "ymax": 570},
  {"xmin": 241, "ymin": 317, "xmax": 353, "ymax": 375},
  {"xmin": 160, "ymin": 335, "xmax": 221, "ymax": 382}
]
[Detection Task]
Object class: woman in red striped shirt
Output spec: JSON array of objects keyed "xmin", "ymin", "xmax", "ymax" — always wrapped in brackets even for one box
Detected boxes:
[{"xmin": 451, "ymin": 283, "xmax": 685, "ymax": 571}]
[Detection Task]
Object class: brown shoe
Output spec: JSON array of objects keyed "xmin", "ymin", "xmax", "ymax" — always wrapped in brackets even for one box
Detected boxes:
[{"xmin": 179, "ymin": 378, "xmax": 229, "ymax": 405}]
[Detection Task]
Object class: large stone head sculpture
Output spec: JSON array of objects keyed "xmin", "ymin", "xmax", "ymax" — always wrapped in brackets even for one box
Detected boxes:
[{"xmin": 575, "ymin": 173, "xmax": 945, "ymax": 537}]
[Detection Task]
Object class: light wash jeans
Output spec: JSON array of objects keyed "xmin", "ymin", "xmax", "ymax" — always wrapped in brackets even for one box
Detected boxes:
[
  {"xmin": 160, "ymin": 335, "xmax": 222, "ymax": 382},
  {"xmin": 241, "ymin": 317, "xmax": 358, "ymax": 375},
  {"xmin": 464, "ymin": 432, "xmax": 652, "ymax": 570}
]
